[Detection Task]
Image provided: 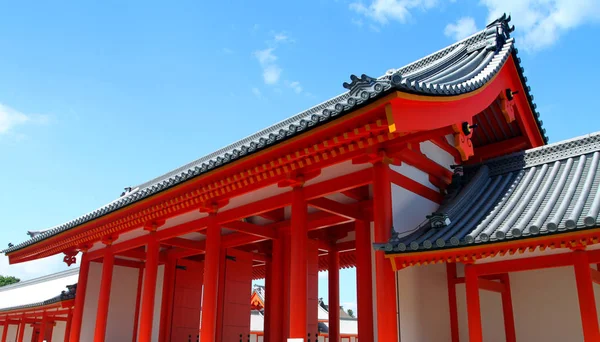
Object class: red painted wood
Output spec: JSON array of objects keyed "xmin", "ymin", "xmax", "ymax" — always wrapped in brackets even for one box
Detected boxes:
[
  {"xmin": 220, "ymin": 248, "xmax": 254, "ymax": 342},
  {"xmin": 499, "ymin": 274, "xmax": 516, "ymax": 342},
  {"xmin": 170, "ymin": 259, "xmax": 204, "ymax": 342},
  {"xmin": 445, "ymin": 263, "xmax": 460, "ymax": 342},
  {"xmin": 289, "ymin": 186, "xmax": 308, "ymax": 339},
  {"xmin": 63, "ymin": 309, "xmax": 72, "ymax": 342},
  {"xmin": 573, "ymin": 251, "xmax": 600, "ymax": 342},
  {"xmin": 138, "ymin": 235, "xmax": 160, "ymax": 342},
  {"xmin": 93, "ymin": 249, "xmax": 114, "ymax": 342},
  {"xmin": 268, "ymin": 237, "xmax": 284, "ymax": 341},
  {"xmin": 69, "ymin": 253, "xmax": 90, "ymax": 342},
  {"xmin": 373, "ymin": 162, "xmax": 399, "ymax": 342},
  {"xmin": 264, "ymin": 257, "xmax": 272, "ymax": 342},
  {"xmin": 42, "ymin": 320, "xmax": 53, "ymax": 342},
  {"xmin": 282, "ymin": 232, "xmax": 292, "ymax": 339},
  {"xmin": 17, "ymin": 317, "xmax": 25, "ymax": 342},
  {"xmin": 307, "ymin": 239, "xmax": 319, "ymax": 339},
  {"xmin": 1, "ymin": 321, "xmax": 8, "ymax": 342},
  {"xmin": 355, "ymin": 220, "xmax": 374, "ymax": 341},
  {"xmin": 465, "ymin": 264, "xmax": 483, "ymax": 342},
  {"xmin": 200, "ymin": 215, "xmax": 221, "ymax": 342},
  {"xmin": 328, "ymin": 249, "xmax": 340, "ymax": 342},
  {"xmin": 159, "ymin": 259, "xmax": 176, "ymax": 342}
]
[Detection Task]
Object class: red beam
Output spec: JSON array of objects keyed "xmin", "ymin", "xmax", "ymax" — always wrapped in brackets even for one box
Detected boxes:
[
  {"xmin": 221, "ymin": 221, "xmax": 278, "ymax": 240},
  {"xmin": 591, "ymin": 268, "xmax": 600, "ymax": 285},
  {"xmin": 477, "ymin": 278, "xmax": 505, "ymax": 293},
  {"xmin": 114, "ymin": 258, "xmax": 144, "ymax": 268},
  {"xmin": 308, "ymin": 197, "xmax": 370, "ymax": 221},
  {"xmin": 304, "ymin": 168, "xmax": 373, "ymax": 200},
  {"xmin": 475, "ymin": 252, "xmax": 575, "ymax": 276},
  {"xmin": 341, "ymin": 186, "xmax": 369, "ymax": 201},
  {"xmin": 336, "ymin": 240, "xmax": 356, "ymax": 252},
  {"xmin": 396, "ymin": 148, "xmax": 453, "ymax": 184},
  {"xmin": 389, "ymin": 169, "xmax": 444, "ymax": 204},
  {"xmin": 431, "ymin": 136, "xmax": 462, "ymax": 163},
  {"xmin": 116, "ymin": 247, "xmax": 146, "ymax": 260},
  {"xmin": 258, "ymin": 208, "xmax": 285, "ymax": 222},
  {"xmin": 474, "ymin": 136, "xmax": 528, "ymax": 161}
]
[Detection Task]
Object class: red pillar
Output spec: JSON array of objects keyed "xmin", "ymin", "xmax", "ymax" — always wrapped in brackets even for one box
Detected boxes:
[
  {"xmin": 63, "ymin": 309, "xmax": 73, "ymax": 342},
  {"xmin": 499, "ymin": 273, "xmax": 516, "ymax": 342},
  {"xmin": 1, "ymin": 320, "xmax": 8, "ymax": 342},
  {"xmin": 37, "ymin": 313, "xmax": 47, "ymax": 342},
  {"xmin": 200, "ymin": 214, "xmax": 222, "ymax": 342},
  {"xmin": 282, "ymin": 231, "xmax": 292, "ymax": 339},
  {"xmin": 573, "ymin": 250, "xmax": 600, "ymax": 342},
  {"xmin": 269, "ymin": 234, "xmax": 285, "ymax": 341},
  {"xmin": 17, "ymin": 316, "xmax": 25, "ymax": 342},
  {"xmin": 354, "ymin": 220, "xmax": 374, "ymax": 341},
  {"xmin": 93, "ymin": 248, "xmax": 115, "ymax": 342},
  {"xmin": 69, "ymin": 252, "xmax": 90, "ymax": 342},
  {"xmin": 132, "ymin": 265, "xmax": 144, "ymax": 342},
  {"xmin": 373, "ymin": 161, "xmax": 398, "ymax": 341},
  {"xmin": 445, "ymin": 263, "xmax": 459, "ymax": 342},
  {"xmin": 289, "ymin": 186, "xmax": 308, "ymax": 339},
  {"xmin": 264, "ymin": 255, "xmax": 272, "ymax": 342},
  {"xmin": 465, "ymin": 264, "xmax": 482, "ymax": 342},
  {"xmin": 139, "ymin": 234, "xmax": 160, "ymax": 342},
  {"xmin": 159, "ymin": 258, "xmax": 176, "ymax": 342},
  {"xmin": 328, "ymin": 248, "xmax": 340, "ymax": 342}
]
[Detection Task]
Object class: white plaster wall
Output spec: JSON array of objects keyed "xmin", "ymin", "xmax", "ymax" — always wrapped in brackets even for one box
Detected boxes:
[
  {"xmin": 136, "ymin": 264, "xmax": 164, "ymax": 342},
  {"xmin": 0, "ymin": 269, "xmax": 79, "ymax": 310},
  {"xmin": 420, "ymin": 140, "xmax": 455, "ymax": 171},
  {"xmin": 0, "ymin": 325, "xmax": 18, "ymax": 342},
  {"xmin": 396, "ymin": 263, "xmax": 451, "ymax": 342},
  {"xmin": 52, "ymin": 321, "xmax": 66, "ymax": 342},
  {"xmin": 389, "ymin": 181, "xmax": 440, "ymax": 239},
  {"xmin": 80, "ymin": 263, "xmax": 141, "ymax": 342},
  {"xmin": 22, "ymin": 325, "xmax": 32, "ymax": 342}
]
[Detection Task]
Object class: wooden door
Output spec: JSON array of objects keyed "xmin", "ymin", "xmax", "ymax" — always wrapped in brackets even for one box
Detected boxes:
[
  {"xmin": 170, "ymin": 259, "xmax": 204, "ymax": 342},
  {"xmin": 220, "ymin": 248, "xmax": 253, "ymax": 342}
]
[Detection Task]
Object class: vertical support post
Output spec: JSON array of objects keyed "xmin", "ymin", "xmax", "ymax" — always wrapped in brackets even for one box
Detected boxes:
[
  {"xmin": 573, "ymin": 250, "xmax": 600, "ymax": 342},
  {"xmin": 354, "ymin": 220, "xmax": 374, "ymax": 341},
  {"xmin": 499, "ymin": 274, "xmax": 516, "ymax": 342},
  {"xmin": 159, "ymin": 258, "xmax": 176, "ymax": 342},
  {"xmin": 139, "ymin": 233, "xmax": 160, "ymax": 342},
  {"xmin": 1, "ymin": 320, "xmax": 8, "ymax": 342},
  {"xmin": 69, "ymin": 252, "xmax": 90, "ymax": 342},
  {"xmin": 289, "ymin": 185, "xmax": 308, "ymax": 339},
  {"xmin": 37, "ymin": 313, "xmax": 47, "ymax": 342},
  {"xmin": 465, "ymin": 264, "xmax": 482, "ymax": 342},
  {"xmin": 264, "ymin": 255, "xmax": 273, "ymax": 342},
  {"xmin": 132, "ymin": 265, "xmax": 145, "ymax": 342},
  {"xmin": 269, "ymin": 237, "xmax": 283, "ymax": 342},
  {"xmin": 63, "ymin": 308, "xmax": 73, "ymax": 342},
  {"xmin": 372, "ymin": 161, "xmax": 398, "ymax": 342},
  {"xmin": 282, "ymin": 231, "xmax": 292, "ymax": 339},
  {"xmin": 200, "ymin": 213, "xmax": 222, "ymax": 342},
  {"xmin": 93, "ymin": 248, "xmax": 115, "ymax": 342},
  {"xmin": 17, "ymin": 315, "xmax": 25, "ymax": 342},
  {"xmin": 328, "ymin": 248, "xmax": 340, "ymax": 342},
  {"xmin": 445, "ymin": 263, "xmax": 459, "ymax": 342}
]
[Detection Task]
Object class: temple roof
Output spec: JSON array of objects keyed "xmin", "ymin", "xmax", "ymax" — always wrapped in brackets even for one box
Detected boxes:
[
  {"xmin": 3, "ymin": 14, "xmax": 545, "ymax": 255},
  {"xmin": 376, "ymin": 132, "xmax": 600, "ymax": 254}
]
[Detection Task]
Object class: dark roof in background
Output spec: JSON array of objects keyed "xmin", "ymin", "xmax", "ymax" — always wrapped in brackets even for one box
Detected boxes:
[
  {"xmin": 3, "ymin": 14, "xmax": 546, "ymax": 255},
  {"xmin": 376, "ymin": 132, "xmax": 600, "ymax": 254}
]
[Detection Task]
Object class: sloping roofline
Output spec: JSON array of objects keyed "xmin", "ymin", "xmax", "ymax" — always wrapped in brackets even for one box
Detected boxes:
[{"xmin": 3, "ymin": 14, "xmax": 546, "ymax": 255}]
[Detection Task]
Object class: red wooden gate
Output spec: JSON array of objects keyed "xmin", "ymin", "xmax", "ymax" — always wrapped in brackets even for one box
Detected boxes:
[
  {"xmin": 220, "ymin": 248, "xmax": 253, "ymax": 342},
  {"xmin": 170, "ymin": 259, "xmax": 204, "ymax": 342}
]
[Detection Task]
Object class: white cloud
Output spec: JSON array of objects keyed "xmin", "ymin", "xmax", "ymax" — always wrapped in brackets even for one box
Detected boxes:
[
  {"xmin": 222, "ymin": 47, "xmax": 234, "ymax": 54},
  {"xmin": 0, "ymin": 253, "xmax": 73, "ymax": 281},
  {"xmin": 350, "ymin": 0, "xmax": 438, "ymax": 24},
  {"xmin": 0, "ymin": 103, "xmax": 48, "ymax": 136},
  {"xmin": 252, "ymin": 87, "xmax": 262, "ymax": 98},
  {"xmin": 263, "ymin": 65, "xmax": 282, "ymax": 85},
  {"xmin": 274, "ymin": 33, "xmax": 290, "ymax": 42},
  {"xmin": 481, "ymin": 0, "xmax": 600, "ymax": 51},
  {"xmin": 286, "ymin": 81, "xmax": 303, "ymax": 94},
  {"xmin": 444, "ymin": 17, "xmax": 478, "ymax": 40},
  {"xmin": 254, "ymin": 48, "xmax": 277, "ymax": 67}
]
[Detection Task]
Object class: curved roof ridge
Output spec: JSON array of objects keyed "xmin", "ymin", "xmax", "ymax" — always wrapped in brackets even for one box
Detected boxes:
[{"xmin": 0, "ymin": 267, "xmax": 79, "ymax": 292}]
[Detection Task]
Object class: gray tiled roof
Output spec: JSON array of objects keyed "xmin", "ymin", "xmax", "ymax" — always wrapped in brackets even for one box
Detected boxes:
[
  {"xmin": 376, "ymin": 132, "xmax": 600, "ymax": 254},
  {"xmin": 3, "ymin": 14, "xmax": 545, "ymax": 255},
  {"xmin": 0, "ymin": 283, "xmax": 77, "ymax": 313}
]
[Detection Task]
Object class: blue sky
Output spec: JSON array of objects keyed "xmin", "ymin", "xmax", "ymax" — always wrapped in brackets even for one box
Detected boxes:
[{"xmin": 0, "ymin": 0, "xmax": 599, "ymax": 316}]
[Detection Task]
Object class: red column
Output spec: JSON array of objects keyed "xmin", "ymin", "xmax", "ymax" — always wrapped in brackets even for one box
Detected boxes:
[
  {"xmin": 93, "ymin": 248, "xmax": 115, "ymax": 342},
  {"xmin": 264, "ymin": 255, "xmax": 272, "ymax": 342},
  {"xmin": 200, "ymin": 214, "xmax": 222, "ymax": 342},
  {"xmin": 573, "ymin": 250, "xmax": 600, "ymax": 342},
  {"xmin": 17, "ymin": 316, "xmax": 25, "ymax": 342},
  {"xmin": 63, "ymin": 309, "xmax": 73, "ymax": 342},
  {"xmin": 465, "ymin": 264, "xmax": 482, "ymax": 342},
  {"xmin": 132, "ymin": 265, "xmax": 144, "ymax": 342},
  {"xmin": 69, "ymin": 252, "xmax": 90, "ymax": 342},
  {"xmin": 139, "ymin": 234, "xmax": 160, "ymax": 342},
  {"xmin": 499, "ymin": 273, "xmax": 516, "ymax": 342},
  {"xmin": 282, "ymin": 231, "xmax": 292, "ymax": 339},
  {"xmin": 328, "ymin": 248, "xmax": 340, "ymax": 342},
  {"xmin": 354, "ymin": 220, "xmax": 374, "ymax": 341},
  {"xmin": 373, "ymin": 161, "xmax": 398, "ymax": 342},
  {"xmin": 1, "ymin": 321, "xmax": 8, "ymax": 342},
  {"xmin": 269, "ymin": 236, "xmax": 283, "ymax": 341},
  {"xmin": 159, "ymin": 258, "xmax": 176, "ymax": 342},
  {"xmin": 289, "ymin": 186, "xmax": 308, "ymax": 339},
  {"xmin": 37, "ymin": 313, "xmax": 47, "ymax": 342},
  {"xmin": 445, "ymin": 263, "xmax": 459, "ymax": 342}
]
